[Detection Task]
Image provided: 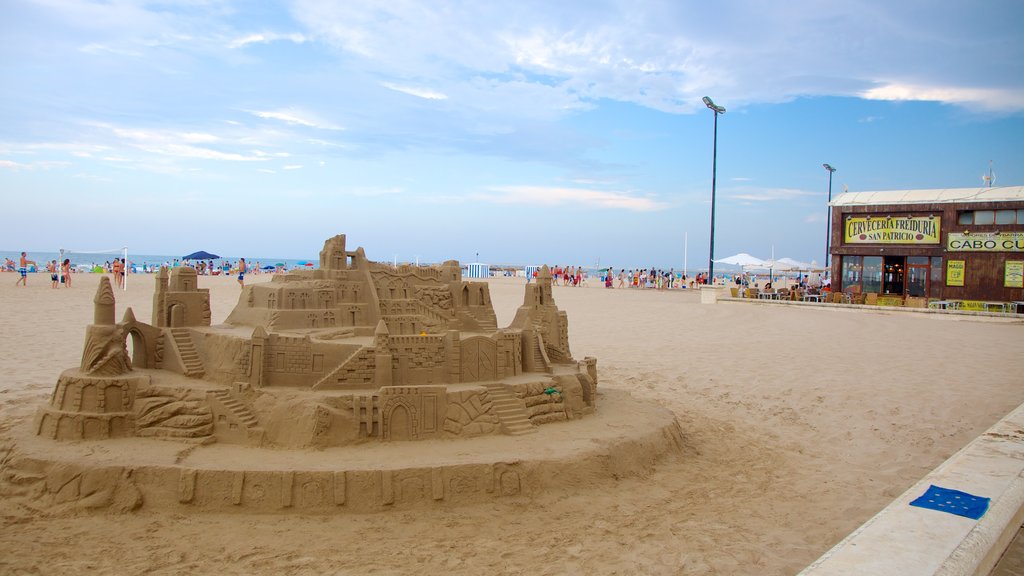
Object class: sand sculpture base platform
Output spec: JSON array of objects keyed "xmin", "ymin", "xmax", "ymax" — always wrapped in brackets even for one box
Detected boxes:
[{"xmin": 4, "ymin": 389, "xmax": 682, "ymax": 514}]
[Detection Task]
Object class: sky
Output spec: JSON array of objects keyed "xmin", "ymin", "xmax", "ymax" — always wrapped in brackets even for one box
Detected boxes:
[{"xmin": 2, "ymin": 0, "xmax": 1023, "ymax": 270}]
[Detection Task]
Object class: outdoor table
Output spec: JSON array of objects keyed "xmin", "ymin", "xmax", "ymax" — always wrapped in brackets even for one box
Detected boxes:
[
  {"xmin": 803, "ymin": 294, "xmax": 822, "ymax": 302},
  {"xmin": 983, "ymin": 302, "xmax": 1009, "ymax": 313}
]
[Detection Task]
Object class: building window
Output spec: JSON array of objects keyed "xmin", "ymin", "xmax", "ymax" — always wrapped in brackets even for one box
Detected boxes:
[
  {"xmin": 863, "ymin": 257, "xmax": 883, "ymax": 294},
  {"xmin": 842, "ymin": 256, "xmax": 863, "ymax": 289},
  {"xmin": 958, "ymin": 209, "xmax": 1021, "ymax": 225}
]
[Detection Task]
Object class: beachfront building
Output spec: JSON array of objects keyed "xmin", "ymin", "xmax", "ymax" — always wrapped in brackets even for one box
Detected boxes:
[{"xmin": 829, "ymin": 186, "xmax": 1024, "ymax": 304}]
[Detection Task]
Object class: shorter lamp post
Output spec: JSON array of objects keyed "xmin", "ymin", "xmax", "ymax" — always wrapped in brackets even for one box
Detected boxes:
[{"xmin": 823, "ymin": 163, "xmax": 837, "ymax": 267}]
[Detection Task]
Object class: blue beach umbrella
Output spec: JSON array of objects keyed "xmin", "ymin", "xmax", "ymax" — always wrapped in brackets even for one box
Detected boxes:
[{"xmin": 182, "ymin": 250, "xmax": 220, "ymax": 260}]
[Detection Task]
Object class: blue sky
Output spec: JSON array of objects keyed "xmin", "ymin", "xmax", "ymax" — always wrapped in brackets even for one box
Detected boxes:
[{"xmin": 2, "ymin": 0, "xmax": 1023, "ymax": 269}]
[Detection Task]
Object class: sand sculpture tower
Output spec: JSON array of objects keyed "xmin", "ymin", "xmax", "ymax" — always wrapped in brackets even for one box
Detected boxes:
[
  {"xmin": 80, "ymin": 276, "xmax": 131, "ymax": 376},
  {"xmin": 36, "ymin": 277, "xmax": 144, "ymax": 440}
]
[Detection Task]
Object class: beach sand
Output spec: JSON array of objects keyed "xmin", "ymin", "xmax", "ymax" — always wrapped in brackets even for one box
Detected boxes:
[{"xmin": 1, "ymin": 272, "xmax": 1023, "ymax": 575}]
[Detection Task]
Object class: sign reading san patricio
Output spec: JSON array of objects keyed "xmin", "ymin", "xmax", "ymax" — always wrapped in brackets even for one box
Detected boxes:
[{"xmin": 844, "ymin": 216, "xmax": 941, "ymax": 244}]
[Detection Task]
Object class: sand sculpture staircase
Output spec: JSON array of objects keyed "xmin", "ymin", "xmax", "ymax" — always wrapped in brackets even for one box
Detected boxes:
[
  {"xmin": 208, "ymin": 389, "xmax": 264, "ymax": 444},
  {"xmin": 483, "ymin": 383, "xmax": 536, "ymax": 436},
  {"xmin": 476, "ymin": 315, "xmax": 498, "ymax": 333},
  {"xmin": 169, "ymin": 328, "xmax": 205, "ymax": 378},
  {"xmin": 532, "ymin": 331, "xmax": 552, "ymax": 373},
  {"xmin": 458, "ymin": 305, "xmax": 497, "ymax": 333},
  {"xmin": 312, "ymin": 346, "xmax": 368, "ymax": 390}
]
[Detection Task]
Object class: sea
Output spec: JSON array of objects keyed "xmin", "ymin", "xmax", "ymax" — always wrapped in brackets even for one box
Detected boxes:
[
  {"xmin": 3, "ymin": 248, "xmax": 724, "ymax": 280},
  {"xmin": 0, "ymin": 249, "xmax": 317, "ymax": 274}
]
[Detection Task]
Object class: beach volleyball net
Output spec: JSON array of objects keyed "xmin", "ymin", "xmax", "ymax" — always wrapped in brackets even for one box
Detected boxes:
[{"xmin": 59, "ymin": 246, "xmax": 129, "ymax": 290}]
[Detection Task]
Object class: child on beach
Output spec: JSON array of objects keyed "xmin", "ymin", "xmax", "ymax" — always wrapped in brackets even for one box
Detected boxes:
[
  {"xmin": 47, "ymin": 260, "xmax": 58, "ymax": 288},
  {"xmin": 237, "ymin": 258, "xmax": 247, "ymax": 288}
]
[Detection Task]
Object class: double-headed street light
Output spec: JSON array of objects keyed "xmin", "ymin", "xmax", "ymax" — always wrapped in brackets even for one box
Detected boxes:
[
  {"xmin": 703, "ymin": 96, "xmax": 725, "ymax": 283},
  {"xmin": 823, "ymin": 163, "xmax": 837, "ymax": 267}
]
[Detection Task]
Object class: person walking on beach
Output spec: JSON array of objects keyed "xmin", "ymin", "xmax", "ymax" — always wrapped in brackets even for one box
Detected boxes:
[
  {"xmin": 61, "ymin": 258, "xmax": 72, "ymax": 287},
  {"xmin": 237, "ymin": 258, "xmax": 247, "ymax": 288},
  {"xmin": 15, "ymin": 252, "xmax": 33, "ymax": 286}
]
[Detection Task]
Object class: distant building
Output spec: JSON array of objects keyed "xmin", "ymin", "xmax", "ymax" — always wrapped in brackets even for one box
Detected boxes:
[{"xmin": 829, "ymin": 186, "xmax": 1024, "ymax": 304}]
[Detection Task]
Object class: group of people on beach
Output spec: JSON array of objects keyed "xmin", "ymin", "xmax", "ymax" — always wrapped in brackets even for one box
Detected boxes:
[
  {"xmin": 9, "ymin": 252, "xmax": 251, "ymax": 289},
  {"xmin": 546, "ymin": 265, "xmax": 716, "ymax": 290},
  {"xmin": 548, "ymin": 266, "xmax": 713, "ymax": 290}
]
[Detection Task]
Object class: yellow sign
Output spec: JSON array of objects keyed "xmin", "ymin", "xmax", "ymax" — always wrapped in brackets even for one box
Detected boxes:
[
  {"xmin": 946, "ymin": 260, "xmax": 965, "ymax": 287},
  {"xmin": 947, "ymin": 232, "xmax": 1024, "ymax": 252},
  {"xmin": 844, "ymin": 216, "xmax": 941, "ymax": 244},
  {"xmin": 1006, "ymin": 261, "xmax": 1024, "ymax": 288}
]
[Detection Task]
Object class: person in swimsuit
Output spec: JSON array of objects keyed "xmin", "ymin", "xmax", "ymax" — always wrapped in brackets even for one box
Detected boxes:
[
  {"xmin": 47, "ymin": 260, "xmax": 58, "ymax": 288},
  {"xmin": 61, "ymin": 259, "xmax": 72, "ymax": 287},
  {"xmin": 237, "ymin": 257, "xmax": 246, "ymax": 288},
  {"xmin": 15, "ymin": 252, "xmax": 36, "ymax": 286}
]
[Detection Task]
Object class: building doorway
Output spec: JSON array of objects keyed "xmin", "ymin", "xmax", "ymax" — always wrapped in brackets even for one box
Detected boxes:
[
  {"xmin": 906, "ymin": 257, "xmax": 931, "ymax": 297},
  {"xmin": 883, "ymin": 257, "xmax": 905, "ymax": 295}
]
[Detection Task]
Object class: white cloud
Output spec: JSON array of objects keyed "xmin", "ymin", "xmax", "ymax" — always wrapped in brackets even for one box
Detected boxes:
[
  {"xmin": 290, "ymin": 1, "xmax": 1024, "ymax": 113},
  {"xmin": 0, "ymin": 159, "xmax": 71, "ymax": 170},
  {"xmin": 228, "ymin": 32, "xmax": 309, "ymax": 49},
  {"xmin": 860, "ymin": 83, "xmax": 1024, "ymax": 112},
  {"xmin": 381, "ymin": 82, "xmax": 448, "ymax": 100},
  {"xmin": 78, "ymin": 43, "xmax": 143, "ymax": 57},
  {"xmin": 728, "ymin": 187, "xmax": 818, "ymax": 202},
  {"xmin": 88, "ymin": 122, "xmax": 268, "ymax": 162},
  {"xmin": 283, "ymin": 164, "xmax": 303, "ymax": 170},
  {"xmin": 476, "ymin": 185, "xmax": 667, "ymax": 211},
  {"xmin": 248, "ymin": 109, "xmax": 343, "ymax": 130}
]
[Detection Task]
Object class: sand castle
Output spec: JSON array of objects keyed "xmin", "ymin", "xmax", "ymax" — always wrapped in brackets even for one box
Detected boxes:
[
  {"xmin": 7, "ymin": 234, "xmax": 682, "ymax": 513},
  {"xmin": 36, "ymin": 234, "xmax": 598, "ymax": 448}
]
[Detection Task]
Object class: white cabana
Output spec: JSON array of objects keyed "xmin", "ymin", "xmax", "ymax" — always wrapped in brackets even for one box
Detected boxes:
[{"xmin": 464, "ymin": 262, "xmax": 490, "ymax": 278}]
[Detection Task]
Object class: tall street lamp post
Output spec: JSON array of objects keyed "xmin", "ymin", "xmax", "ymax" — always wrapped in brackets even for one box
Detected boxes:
[
  {"xmin": 822, "ymin": 164, "xmax": 837, "ymax": 267},
  {"xmin": 703, "ymin": 96, "xmax": 725, "ymax": 283}
]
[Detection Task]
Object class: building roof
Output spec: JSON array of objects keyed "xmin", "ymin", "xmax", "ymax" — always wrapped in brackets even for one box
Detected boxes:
[{"xmin": 830, "ymin": 186, "xmax": 1024, "ymax": 207}]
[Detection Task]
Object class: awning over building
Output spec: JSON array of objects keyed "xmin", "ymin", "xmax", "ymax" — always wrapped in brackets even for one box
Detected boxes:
[{"xmin": 830, "ymin": 186, "xmax": 1024, "ymax": 207}]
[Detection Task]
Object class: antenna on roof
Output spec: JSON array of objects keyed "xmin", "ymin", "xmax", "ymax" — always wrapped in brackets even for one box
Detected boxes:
[
  {"xmin": 842, "ymin": 184, "xmax": 848, "ymax": 193},
  {"xmin": 982, "ymin": 160, "xmax": 996, "ymax": 187}
]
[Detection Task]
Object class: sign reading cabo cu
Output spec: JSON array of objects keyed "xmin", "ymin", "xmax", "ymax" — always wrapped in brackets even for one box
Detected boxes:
[
  {"xmin": 947, "ymin": 232, "xmax": 1024, "ymax": 252},
  {"xmin": 844, "ymin": 216, "xmax": 941, "ymax": 244}
]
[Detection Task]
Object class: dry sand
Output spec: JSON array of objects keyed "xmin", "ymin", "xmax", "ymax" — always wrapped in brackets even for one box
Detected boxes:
[{"xmin": 1, "ymin": 271, "xmax": 1023, "ymax": 575}]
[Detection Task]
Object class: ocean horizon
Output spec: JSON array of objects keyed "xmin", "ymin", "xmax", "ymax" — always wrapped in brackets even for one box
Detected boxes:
[{"xmin": 3, "ymin": 248, "xmax": 731, "ymax": 278}]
